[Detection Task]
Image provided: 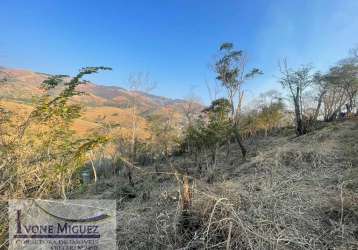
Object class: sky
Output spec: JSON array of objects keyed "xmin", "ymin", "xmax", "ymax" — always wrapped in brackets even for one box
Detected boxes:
[{"xmin": 0, "ymin": 0, "xmax": 357, "ymax": 104}]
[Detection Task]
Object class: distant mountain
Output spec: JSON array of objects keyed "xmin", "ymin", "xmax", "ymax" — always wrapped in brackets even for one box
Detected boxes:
[{"xmin": 0, "ymin": 67, "xmax": 202, "ymax": 116}]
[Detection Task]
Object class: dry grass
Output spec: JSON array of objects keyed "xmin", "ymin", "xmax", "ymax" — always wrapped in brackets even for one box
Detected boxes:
[
  {"xmin": 100, "ymin": 119, "xmax": 358, "ymax": 249},
  {"xmin": 1, "ymin": 120, "xmax": 357, "ymax": 249}
]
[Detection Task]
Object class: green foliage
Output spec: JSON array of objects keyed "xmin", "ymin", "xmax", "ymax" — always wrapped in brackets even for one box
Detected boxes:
[
  {"xmin": 32, "ymin": 67, "xmax": 112, "ymax": 123},
  {"xmin": 215, "ymin": 43, "xmax": 262, "ymax": 101},
  {"xmin": 0, "ymin": 66, "xmax": 111, "ymax": 199},
  {"xmin": 214, "ymin": 42, "xmax": 262, "ymax": 158},
  {"xmin": 240, "ymin": 98, "xmax": 285, "ymax": 137},
  {"xmin": 183, "ymin": 98, "xmax": 232, "ymax": 163},
  {"xmin": 204, "ymin": 98, "xmax": 232, "ymax": 144},
  {"xmin": 203, "ymin": 98, "xmax": 231, "ymax": 114}
]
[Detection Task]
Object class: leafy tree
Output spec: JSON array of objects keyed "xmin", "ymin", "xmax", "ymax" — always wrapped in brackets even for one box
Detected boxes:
[
  {"xmin": 0, "ymin": 67, "xmax": 111, "ymax": 199},
  {"xmin": 182, "ymin": 98, "xmax": 232, "ymax": 173},
  {"xmin": 214, "ymin": 42, "xmax": 262, "ymax": 158},
  {"xmin": 202, "ymin": 98, "xmax": 232, "ymax": 167}
]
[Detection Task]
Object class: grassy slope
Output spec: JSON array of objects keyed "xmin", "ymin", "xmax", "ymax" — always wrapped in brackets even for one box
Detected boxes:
[{"xmin": 76, "ymin": 119, "xmax": 358, "ymax": 249}]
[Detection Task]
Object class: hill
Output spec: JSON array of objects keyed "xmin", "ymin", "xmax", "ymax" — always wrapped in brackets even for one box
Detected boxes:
[
  {"xmin": 0, "ymin": 67, "xmax": 197, "ymax": 112},
  {"xmin": 0, "ymin": 67, "xmax": 202, "ymax": 135},
  {"xmin": 75, "ymin": 119, "xmax": 358, "ymax": 249}
]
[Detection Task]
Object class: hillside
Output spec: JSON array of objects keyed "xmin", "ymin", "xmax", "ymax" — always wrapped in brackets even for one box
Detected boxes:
[
  {"xmin": 0, "ymin": 67, "xmax": 201, "ymax": 135},
  {"xmin": 0, "ymin": 67, "xmax": 191, "ymax": 113},
  {"xmin": 75, "ymin": 119, "xmax": 358, "ymax": 249}
]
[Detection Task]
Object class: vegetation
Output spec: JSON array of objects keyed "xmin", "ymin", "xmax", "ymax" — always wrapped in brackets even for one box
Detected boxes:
[
  {"xmin": 322, "ymin": 62, "xmax": 358, "ymax": 120},
  {"xmin": 0, "ymin": 43, "xmax": 358, "ymax": 249},
  {"xmin": 0, "ymin": 66, "xmax": 112, "ymax": 199},
  {"xmin": 214, "ymin": 43, "xmax": 262, "ymax": 158}
]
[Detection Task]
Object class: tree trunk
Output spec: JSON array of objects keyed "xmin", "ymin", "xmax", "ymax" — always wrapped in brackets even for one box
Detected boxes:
[
  {"xmin": 296, "ymin": 115, "xmax": 304, "ymax": 135},
  {"xmin": 326, "ymin": 107, "xmax": 342, "ymax": 122},
  {"xmin": 233, "ymin": 124, "xmax": 247, "ymax": 159},
  {"xmin": 346, "ymin": 103, "xmax": 351, "ymax": 114},
  {"xmin": 313, "ymin": 90, "xmax": 326, "ymax": 121},
  {"xmin": 294, "ymin": 98, "xmax": 305, "ymax": 135}
]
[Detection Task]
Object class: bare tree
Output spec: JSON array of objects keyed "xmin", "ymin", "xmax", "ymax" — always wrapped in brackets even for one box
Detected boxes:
[
  {"xmin": 323, "ymin": 63, "xmax": 358, "ymax": 117},
  {"xmin": 149, "ymin": 107, "xmax": 179, "ymax": 158},
  {"xmin": 182, "ymin": 87, "xmax": 202, "ymax": 127},
  {"xmin": 126, "ymin": 72, "xmax": 156, "ymax": 185},
  {"xmin": 322, "ymin": 84, "xmax": 347, "ymax": 121},
  {"xmin": 279, "ymin": 60, "xmax": 313, "ymax": 135},
  {"xmin": 312, "ymin": 72, "xmax": 329, "ymax": 121}
]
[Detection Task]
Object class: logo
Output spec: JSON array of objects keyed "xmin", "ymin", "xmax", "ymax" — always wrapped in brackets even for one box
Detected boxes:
[{"xmin": 9, "ymin": 199, "xmax": 116, "ymax": 250}]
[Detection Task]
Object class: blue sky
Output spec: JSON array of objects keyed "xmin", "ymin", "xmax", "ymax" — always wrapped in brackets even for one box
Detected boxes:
[{"xmin": 1, "ymin": 0, "xmax": 357, "ymax": 104}]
